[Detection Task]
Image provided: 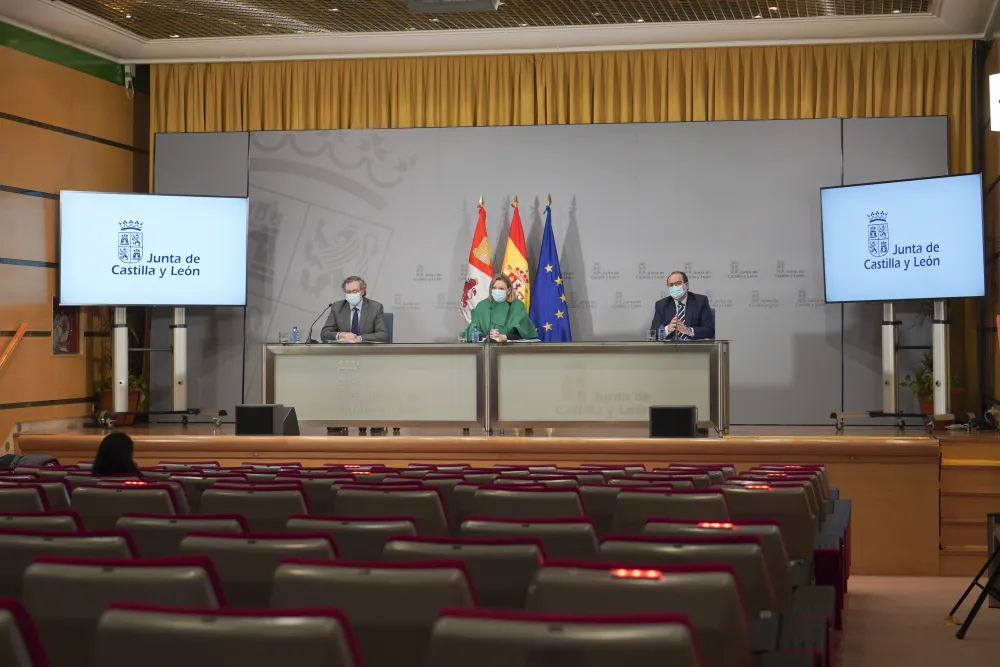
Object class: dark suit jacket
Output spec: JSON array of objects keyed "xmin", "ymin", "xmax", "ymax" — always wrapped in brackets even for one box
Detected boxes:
[
  {"xmin": 319, "ymin": 297, "xmax": 388, "ymax": 343},
  {"xmin": 650, "ymin": 292, "xmax": 715, "ymax": 340}
]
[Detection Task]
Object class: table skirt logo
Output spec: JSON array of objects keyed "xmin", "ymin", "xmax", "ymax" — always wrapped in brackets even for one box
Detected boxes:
[
  {"xmin": 118, "ymin": 221, "xmax": 143, "ymax": 263},
  {"xmin": 868, "ymin": 211, "xmax": 889, "ymax": 258}
]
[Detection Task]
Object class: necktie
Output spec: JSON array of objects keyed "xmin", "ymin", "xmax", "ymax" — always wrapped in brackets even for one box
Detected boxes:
[
  {"xmin": 676, "ymin": 302, "xmax": 687, "ymax": 341},
  {"xmin": 351, "ymin": 308, "xmax": 359, "ymax": 335}
]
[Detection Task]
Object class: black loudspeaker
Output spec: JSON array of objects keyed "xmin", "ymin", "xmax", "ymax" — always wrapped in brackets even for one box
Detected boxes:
[
  {"xmin": 649, "ymin": 406, "xmax": 698, "ymax": 438},
  {"xmin": 235, "ymin": 404, "xmax": 299, "ymax": 436}
]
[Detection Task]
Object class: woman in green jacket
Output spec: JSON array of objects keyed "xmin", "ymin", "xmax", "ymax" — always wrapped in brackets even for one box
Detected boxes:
[{"xmin": 464, "ymin": 273, "xmax": 538, "ymax": 342}]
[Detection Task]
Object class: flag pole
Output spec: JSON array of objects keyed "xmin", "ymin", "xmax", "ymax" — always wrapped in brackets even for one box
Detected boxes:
[
  {"xmin": 513, "ymin": 195, "xmax": 519, "ymax": 207},
  {"xmin": 547, "ymin": 193, "xmax": 552, "ymax": 207},
  {"xmin": 479, "ymin": 193, "xmax": 484, "ymax": 207}
]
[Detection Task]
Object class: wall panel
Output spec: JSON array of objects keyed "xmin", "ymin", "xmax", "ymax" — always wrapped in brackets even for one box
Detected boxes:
[
  {"xmin": 0, "ymin": 191, "xmax": 56, "ymax": 263},
  {"xmin": 0, "ymin": 118, "xmax": 133, "ymax": 195},
  {"xmin": 0, "ymin": 45, "xmax": 133, "ymax": 146},
  {"xmin": 0, "ymin": 338, "xmax": 87, "ymax": 404},
  {"xmin": 0, "ymin": 264, "xmax": 53, "ymax": 331}
]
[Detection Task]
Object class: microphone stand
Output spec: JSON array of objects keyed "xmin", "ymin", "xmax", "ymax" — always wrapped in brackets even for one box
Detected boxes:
[{"xmin": 306, "ymin": 303, "xmax": 333, "ymax": 344}]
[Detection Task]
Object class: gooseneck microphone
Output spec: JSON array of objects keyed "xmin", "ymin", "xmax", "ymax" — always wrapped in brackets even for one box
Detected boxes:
[{"xmin": 307, "ymin": 303, "xmax": 334, "ymax": 344}]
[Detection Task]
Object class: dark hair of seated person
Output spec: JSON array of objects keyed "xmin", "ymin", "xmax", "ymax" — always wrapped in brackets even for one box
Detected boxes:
[{"xmin": 91, "ymin": 432, "xmax": 143, "ymax": 476}]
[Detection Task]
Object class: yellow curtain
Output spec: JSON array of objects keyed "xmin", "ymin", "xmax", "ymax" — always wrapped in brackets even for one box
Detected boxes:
[
  {"xmin": 150, "ymin": 39, "xmax": 979, "ymax": 398},
  {"xmin": 151, "ymin": 39, "xmax": 973, "ymax": 174}
]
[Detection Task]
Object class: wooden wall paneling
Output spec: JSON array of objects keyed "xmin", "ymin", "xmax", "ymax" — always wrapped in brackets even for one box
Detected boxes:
[
  {"xmin": 0, "ymin": 118, "xmax": 133, "ymax": 195},
  {"xmin": 0, "ymin": 191, "xmax": 56, "ymax": 263},
  {"xmin": 0, "ymin": 337, "xmax": 87, "ymax": 405},
  {"xmin": 0, "ymin": 264, "xmax": 52, "ymax": 331},
  {"xmin": 0, "ymin": 45, "xmax": 133, "ymax": 146},
  {"xmin": 0, "ymin": 402, "xmax": 91, "ymax": 455}
]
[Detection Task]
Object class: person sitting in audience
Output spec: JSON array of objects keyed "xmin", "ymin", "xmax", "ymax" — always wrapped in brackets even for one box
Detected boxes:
[{"xmin": 92, "ymin": 432, "xmax": 143, "ymax": 476}]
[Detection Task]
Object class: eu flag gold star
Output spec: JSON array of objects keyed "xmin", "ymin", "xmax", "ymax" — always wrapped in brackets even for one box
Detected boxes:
[
  {"xmin": 555, "ymin": 277, "xmax": 563, "ymax": 285},
  {"xmin": 560, "ymin": 294, "xmax": 566, "ymax": 302},
  {"xmin": 544, "ymin": 322, "xmax": 553, "ymax": 331},
  {"xmin": 555, "ymin": 310, "xmax": 564, "ymax": 319},
  {"xmin": 545, "ymin": 264, "xmax": 553, "ymax": 273}
]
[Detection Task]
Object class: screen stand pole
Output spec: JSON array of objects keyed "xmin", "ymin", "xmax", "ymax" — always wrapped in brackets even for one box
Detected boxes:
[
  {"xmin": 881, "ymin": 303, "xmax": 899, "ymax": 414},
  {"xmin": 933, "ymin": 300, "xmax": 950, "ymax": 415},
  {"xmin": 172, "ymin": 308, "xmax": 188, "ymax": 412},
  {"xmin": 112, "ymin": 306, "xmax": 128, "ymax": 413}
]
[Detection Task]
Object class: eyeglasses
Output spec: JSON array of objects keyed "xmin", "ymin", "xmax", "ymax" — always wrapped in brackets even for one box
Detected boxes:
[
  {"xmin": 667, "ymin": 280, "xmax": 685, "ymax": 287},
  {"xmin": 345, "ymin": 288, "xmax": 362, "ymax": 294}
]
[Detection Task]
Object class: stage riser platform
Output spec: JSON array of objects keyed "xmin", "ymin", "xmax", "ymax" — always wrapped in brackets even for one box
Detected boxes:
[{"xmin": 15, "ymin": 429, "xmax": 940, "ymax": 577}]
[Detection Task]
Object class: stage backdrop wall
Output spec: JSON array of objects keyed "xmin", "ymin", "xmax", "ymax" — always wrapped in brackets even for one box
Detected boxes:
[{"xmin": 151, "ymin": 116, "xmax": 947, "ymax": 425}]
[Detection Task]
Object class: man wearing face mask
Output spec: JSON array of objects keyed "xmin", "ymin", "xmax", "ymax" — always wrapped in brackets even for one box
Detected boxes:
[
  {"xmin": 320, "ymin": 276, "xmax": 389, "ymax": 343},
  {"xmin": 650, "ymin": 271, "xmax": 715, "ymax": 341}
]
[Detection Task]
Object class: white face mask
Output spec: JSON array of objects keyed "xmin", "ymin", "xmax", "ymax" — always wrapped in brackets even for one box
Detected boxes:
[
  {"xmin": 491, "ymin": 289, "xmax": 507, "ymax": 303},
  {"xmin": 345, "ymin": 293, "xmax": 362, "ymax": 307}
]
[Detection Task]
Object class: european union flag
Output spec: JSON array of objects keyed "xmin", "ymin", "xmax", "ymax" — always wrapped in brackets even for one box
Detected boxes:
[{"xmin": 529, "ymin": 204, "xmax": 572, "ymax": 342}]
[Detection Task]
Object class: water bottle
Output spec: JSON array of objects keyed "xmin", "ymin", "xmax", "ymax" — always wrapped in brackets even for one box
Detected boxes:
[
  {"xmin": 291, "ymin": 326, "xmax": 300, "ymax": 344},
  {"xmin": 470, "ymin": 324, "xmax": 481, "ymax": 343},
  {"xmin": 657, "ymin": 325, "xmax": 666, "ymax": 342}
]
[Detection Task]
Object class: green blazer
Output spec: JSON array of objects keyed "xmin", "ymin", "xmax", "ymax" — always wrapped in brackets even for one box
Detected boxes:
[{"xmin": 464, "ymin": 298, "xmax": 538, "ymax": 340}]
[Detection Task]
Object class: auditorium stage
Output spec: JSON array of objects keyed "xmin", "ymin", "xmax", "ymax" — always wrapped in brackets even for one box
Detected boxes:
[{"xmin": 14, "ymin": 422, "xmax": 949, "ymax": 577}]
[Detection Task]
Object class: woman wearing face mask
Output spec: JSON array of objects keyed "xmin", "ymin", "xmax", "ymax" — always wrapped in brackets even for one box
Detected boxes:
[{"xmin": 463, "ymin": 273, "xmax": 538, "ymax": 342}]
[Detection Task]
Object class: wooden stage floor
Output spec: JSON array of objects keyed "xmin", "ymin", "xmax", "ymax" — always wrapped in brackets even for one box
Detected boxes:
[{"xmin": 14, "ymin": 421, "xmax": 956, "ymax": 577}]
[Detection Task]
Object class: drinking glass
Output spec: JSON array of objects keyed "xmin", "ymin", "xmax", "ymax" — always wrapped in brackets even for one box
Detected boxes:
[
  {"xmin": 646, "ymin": 329, "xmax": 658, "ymax": 342},
  {"xmin": 278, "ymin": 332, "xmax": 289, "ymax": 344},
  {"xmin": 458, "ymin": 332, "xmax": 468, "ymax": 343}
]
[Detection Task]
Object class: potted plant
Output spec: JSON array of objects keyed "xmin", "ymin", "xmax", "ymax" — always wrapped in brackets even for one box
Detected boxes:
[
  {"xmin": 96, "ymin": 374, "xmax": 147, "ymax": 425},
  {"xmin": 900, "ymin": 352, "xmax": 964, "ymax": 417}
]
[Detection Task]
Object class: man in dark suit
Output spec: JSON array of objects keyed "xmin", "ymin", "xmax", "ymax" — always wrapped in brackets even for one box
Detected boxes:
[
  {"xmin": 650, "ymin": 271, "xmax": 715, "ymax": 340},
  {"xmin": 320, "ymin": 275, "xmax": 389, "ymax": 343}
]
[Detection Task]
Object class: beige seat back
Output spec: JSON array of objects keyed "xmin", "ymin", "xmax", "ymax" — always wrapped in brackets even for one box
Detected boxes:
[
  {"xmin": 271, "ymin": 560, "xmax": 474, "ymax": 667},
  {"xmin": 527, "ymin": 563, "xmax": 751, "ymax": 667},
  {"xmin": 179, "ymin": 533, "xmax": 336, "ymax": 607},
  {"xmin": 116, "ymin": 515, "xmax": 246, "ymax": 557},
  {"xmin": 383, "ymin": 537, "xmax": 543, "ymax": 610},
  {"xmin": 22, "ymin": 556, "xmax": 223, "ymax": 667},
  {"xmin": 0, "ymin": 530, "xmax": 134, "ymax": 598},
  {"xmin": 95, "ymin": 605, "xmax": 359, "ymax": 667},
  {"xmin": 0, "ymin": 599, "xmax": 47, "ymax": 667},
  {"xmin": 286, "ymin": 517, "xmax": 416, "ymax": 561},
  {"xmin": 426, "ymin": 610, "xmax": 702, "ymax": 667}
]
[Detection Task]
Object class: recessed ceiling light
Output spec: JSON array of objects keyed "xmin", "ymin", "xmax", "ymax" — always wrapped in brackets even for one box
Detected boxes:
[
  {"xmin": 169, "ymin": 34, "xmax": 179, "ymax": 38},
  {"xmin": 329, "ymin": 7, "xmax": 339, "ymax": 11},
  {"xmin": 430, "ymin": 17, "xmax": 439, "ymax": 22},
  {"xmin": 125, "ymin": 14, "xmax": 132, "ymax": 18},
  {"xmin": 592, "ymin": 12, "xmax": 601, "ymax": 16},
  {"xmin": 769, "ymin": 5, "xmax": 778, "ymax": 10},
  {"xmin": 636, "ymin": 18, "xmax": 644, "ymax": 23},
  {"xmin": 892, "ymin": 8, "xmax": 901, "ymax": 12},
  {"xmin": 408, "ymin": 26, "xmax": 417, "ymax": 30},
  {"xmin": 520, "ymin": 22, "xmax": 528, "ymax": 26}
]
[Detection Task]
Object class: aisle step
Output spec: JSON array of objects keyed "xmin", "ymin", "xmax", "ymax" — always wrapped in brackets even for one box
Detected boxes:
[
  {"xmin": 940, "ymin": 546, "xmax": 988, "ymax": 577},
  {"xmin": 940, "ymin": 463, "xmax": 1000, "ymax": 494},
  {"xmin": 941, "ymin": 518, "xmax": 994, "ymax": 547},
  {"xmin": 940, "ymin": 491, "xmax": 1000, "ymax": 519}
]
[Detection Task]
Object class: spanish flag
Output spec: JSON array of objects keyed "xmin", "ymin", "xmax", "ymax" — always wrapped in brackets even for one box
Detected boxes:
[
  {"xmin": 460, "ymin": 200, "xmax": 493, "ymax": 323},
  {"xmin": 501, "ymin": 197, "xmax": 531, "ymax": 312}
]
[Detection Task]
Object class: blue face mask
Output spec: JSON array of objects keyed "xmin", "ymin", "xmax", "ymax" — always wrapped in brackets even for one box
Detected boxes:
[
  {"xmin": 491, "ymin": 289, "xmax": 507, "ymax": 303},
  {"xmin": 669, "ymin": 285, "xmax": 686, "ymax": 300},
  {"xmin": 345, "ymin": 293, "xmax": 362, "ymax": 307}
]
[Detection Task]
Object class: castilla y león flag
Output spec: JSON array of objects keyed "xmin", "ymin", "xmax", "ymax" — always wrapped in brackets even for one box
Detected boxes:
[
  {"xmin": 502, "ymin": 198, "xmax": 530, "ymax": 312},
  {"xmin": 460, "ymin": 202, "xmax": 493, "ymax": 323}
]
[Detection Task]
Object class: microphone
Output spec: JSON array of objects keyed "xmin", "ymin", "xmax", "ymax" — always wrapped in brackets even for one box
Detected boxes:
[{"xmin": 307, "ymin": 303, "xmax": 333, "ymax": 344}]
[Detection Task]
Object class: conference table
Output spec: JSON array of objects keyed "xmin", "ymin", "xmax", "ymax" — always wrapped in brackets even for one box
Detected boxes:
[{"xmin": 262, "ymin": 341, "xmax": 730, "ymax": 434}]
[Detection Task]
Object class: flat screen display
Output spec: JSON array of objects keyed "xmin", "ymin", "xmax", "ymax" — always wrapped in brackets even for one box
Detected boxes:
[
  {"xmin": 821, "ymin": 174, "xmax": 984, "ymax": 303},
  {"xmin": 59, "ymin": 191, "xmax": 249, "ymax": 306}
]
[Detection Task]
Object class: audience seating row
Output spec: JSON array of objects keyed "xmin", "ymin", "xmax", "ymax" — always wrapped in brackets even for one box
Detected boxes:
[{"xmin": 0, "ymin": 460, "xmax": 849, "ymax": 667}]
